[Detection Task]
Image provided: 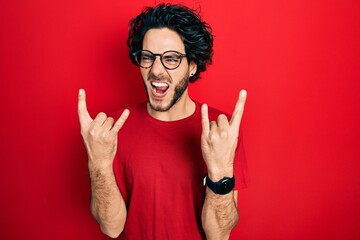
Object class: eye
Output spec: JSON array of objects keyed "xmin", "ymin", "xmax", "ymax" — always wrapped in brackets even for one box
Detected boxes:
[
  {"xmin": 163, "ymin": 55, "xmax": 180, "ymax": 64},
  {"xmin": 141, "ymin": 54, "xmax": 154, "ymax": 62}
]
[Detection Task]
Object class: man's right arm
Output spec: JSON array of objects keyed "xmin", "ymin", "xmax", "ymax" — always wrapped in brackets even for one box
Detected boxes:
[
  {"xmin": 78, "ymin": 89, "xmax": 129, "ymax": 238},
  {"xmin": 89, "ymin": 163, "xmax": 127, "ymax": 238}
]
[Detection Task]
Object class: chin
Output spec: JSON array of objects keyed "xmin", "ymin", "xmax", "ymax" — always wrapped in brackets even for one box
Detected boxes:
[{"xmin": 148, "ymin": 99, "xmax": 173, "ymax": 112}]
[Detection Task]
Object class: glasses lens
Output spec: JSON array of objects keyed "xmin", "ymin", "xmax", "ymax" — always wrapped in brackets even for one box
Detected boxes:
[
  {"xmin": 134, "ymin": 50, "xmax": 184, "ymax": 69},
  {"xmin": 136, "ymin": 51, "xmax": 154, "ymax": 68},
  {"xmin": 162, "ymin": 51, "xmax": 182, "ymax": 69}
]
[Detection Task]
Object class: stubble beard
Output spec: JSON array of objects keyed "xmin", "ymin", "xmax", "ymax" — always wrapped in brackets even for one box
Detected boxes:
[{"xmin": 145, "ymin": 73, "xmax": 189, "ymax": 112}]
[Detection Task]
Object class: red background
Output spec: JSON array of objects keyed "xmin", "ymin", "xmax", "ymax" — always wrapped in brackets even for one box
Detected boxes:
[{"xmin": 1, "ymin": 0, "xmax": 359, "ymax": 239}]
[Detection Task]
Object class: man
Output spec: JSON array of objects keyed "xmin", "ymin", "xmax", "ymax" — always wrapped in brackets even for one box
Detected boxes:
[{"xmin": 78, "ymin": 3, "xmax": 248, "ymax": 240}]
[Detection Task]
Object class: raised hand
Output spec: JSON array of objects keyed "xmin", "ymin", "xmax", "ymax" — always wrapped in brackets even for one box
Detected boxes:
[
  {"xmin": 78, "ymin": 89, "xmax": 129, "ymax": 169},
  {"xmin": 201, "ymin": 90, "xmax": 247, "ymax": 180}
]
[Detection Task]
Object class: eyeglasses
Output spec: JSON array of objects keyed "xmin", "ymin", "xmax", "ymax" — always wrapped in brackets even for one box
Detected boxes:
[{"xmin": 132, "ymin": 50, "xmax": 187, "ymax": 70}]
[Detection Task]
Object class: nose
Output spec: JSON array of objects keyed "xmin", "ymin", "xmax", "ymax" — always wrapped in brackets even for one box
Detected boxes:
[{"xmin": 149, "ymin": 56, "xmax": 165, "ymax": 77}]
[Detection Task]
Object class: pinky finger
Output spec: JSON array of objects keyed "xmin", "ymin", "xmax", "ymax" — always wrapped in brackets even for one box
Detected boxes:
[{"xmin": 111, "ymin": 109, "xmax": 130, "ymax": 134}]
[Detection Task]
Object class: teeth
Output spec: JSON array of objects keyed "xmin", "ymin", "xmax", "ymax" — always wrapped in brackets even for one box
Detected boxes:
[{"xmin": 151, "ymin": 82, "xmax": 169, "ymax": 88}]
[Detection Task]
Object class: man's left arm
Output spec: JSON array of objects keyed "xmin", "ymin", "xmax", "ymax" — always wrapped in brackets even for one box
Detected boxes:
[{"xmin": 201, "ymin": 90, "xmax": 247, "ymax": 240}]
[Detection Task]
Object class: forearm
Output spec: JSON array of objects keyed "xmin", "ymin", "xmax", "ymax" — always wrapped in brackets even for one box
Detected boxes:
[
  {"xmin": 201, "ymin": 171, "xmax": 239, "ymax": 240},
  {"xmin": 89, "ymin": 164, "xmax": 127, "ymax": 238},
  {"xmin": 200, "ymin": 91, "xmax": 246, "ymax": 239},
  {"xmin": 202, "ymin": 189, "xmax": 239, "ymax": 240}
]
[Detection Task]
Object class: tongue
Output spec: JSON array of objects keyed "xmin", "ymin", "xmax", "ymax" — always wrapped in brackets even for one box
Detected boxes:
[{"xmin": 155, "ymin": 86, "xmax": 168, "ymax": 94}]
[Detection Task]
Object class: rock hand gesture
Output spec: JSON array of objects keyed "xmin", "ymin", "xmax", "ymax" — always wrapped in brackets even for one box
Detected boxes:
[
  {"xmin": 201, "ymin": 90, "xmax": 247, "ymax": 180},
  {"xmin": 78, "ymin": 89, "xmax": 129, "ymax": 169}
]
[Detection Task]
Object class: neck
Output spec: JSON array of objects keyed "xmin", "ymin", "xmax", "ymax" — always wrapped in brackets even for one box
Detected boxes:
[{"xmin": 147, "ymin": 91, "xmax": 195, "ymax": 121}]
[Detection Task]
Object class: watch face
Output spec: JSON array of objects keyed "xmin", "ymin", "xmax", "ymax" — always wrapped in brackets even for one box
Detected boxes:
[
  {"xmin": 219, "ymin": 178, "xmax": 235, "ymax": 194},
  {"xmin": 223, "ymin": 181, "xmax": 231, "ymax": 190},
  {"xmin": 206, "ymin": 175, "xmax": 235, "ymax": 195}
]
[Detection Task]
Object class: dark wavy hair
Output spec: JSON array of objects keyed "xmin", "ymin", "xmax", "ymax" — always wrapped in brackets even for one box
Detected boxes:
[{"xmin": 127, "ymin": 3, "xmax": 213, "ymax": 83}]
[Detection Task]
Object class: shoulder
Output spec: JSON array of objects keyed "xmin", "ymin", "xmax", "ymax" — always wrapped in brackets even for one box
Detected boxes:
[{"xmin": 110, "ymin": 102, "xmax": 146, "ymax": 119}]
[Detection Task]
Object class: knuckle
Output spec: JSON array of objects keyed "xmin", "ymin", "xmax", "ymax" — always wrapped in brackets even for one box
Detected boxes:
[
  {"xmin": 220, "ymin": 130, "xmax": 228, "ymax": 138},
  {"xmin": 101, "ymin": 133, "xmax": 109, "ymax": 142},
  {"xmin": 96, "ymin": 112, "xmax": 107, "ymax": 119},
  {"xmin": 103, "ymin": 136, "xmax": 115, "ymax": 145},
  {"xmin": 107, "ymin": 117, "xmax": 115, "ymax": 125},
  {"xmin": 234, "ymin": 109, "xmax": 244, "ymax": 116},
  {"xmin": 218, "ymin": 114, "xmax": 228, "ymax": 121},
  {"xmin": 80, "ymin": 128, "xmax": 87, "ymax": 136},
  {"xmin": 88, "ymin": 128, "xmax": 96, "ymax": 137},
  {"xmin": 209, "ymin": 132, "xmax": 218, "ymax": 141}
]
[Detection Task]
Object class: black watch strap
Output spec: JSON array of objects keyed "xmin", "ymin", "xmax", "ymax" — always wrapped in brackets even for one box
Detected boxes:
[{"xmin": 205, "ymin": 174, "xmax": 235, "ymax": 195}]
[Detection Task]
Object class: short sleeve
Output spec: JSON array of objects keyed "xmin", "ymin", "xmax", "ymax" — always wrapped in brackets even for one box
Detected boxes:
[{"xmin": 234, "ymin": 128, "xmax": 250, "ymax": 189}]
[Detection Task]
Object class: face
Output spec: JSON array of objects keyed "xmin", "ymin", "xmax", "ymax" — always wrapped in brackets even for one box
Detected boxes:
[{"xmin": 140, "ymin": 28, "xmax": 197, "ymax": 112}]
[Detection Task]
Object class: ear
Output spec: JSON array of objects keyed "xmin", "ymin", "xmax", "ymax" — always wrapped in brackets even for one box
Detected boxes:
[{"xmin": 189, "ymin": 61, "xmax": 197, "ymax": 77}]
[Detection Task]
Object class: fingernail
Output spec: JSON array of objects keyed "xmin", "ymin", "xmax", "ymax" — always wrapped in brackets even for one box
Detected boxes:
[
  {"xmin": 241, "ymin": 90, "xmax": 247, "ymax": 97},
  {"xmin": 79, "ymin": 89, "xmax": 83, "ymax": 96}
]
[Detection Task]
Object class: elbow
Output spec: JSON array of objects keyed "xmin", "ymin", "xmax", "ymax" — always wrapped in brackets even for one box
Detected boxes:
[
  {"xmin": 100, "ymin": 224, "xmax": 124, "ymax": 239},
  {"xmin": 92, "ymin": 211, "xmax": 124, "ymax": 238},
  {"xmin": 228, "ymin": 208, "xmax": 240, "ymax": 230},
  {"xmin": 232, "ymin": 210, "xmax": 240, "ymax": 229},
  {"xmin": 103, "ymin": 230, "xmax": 120, "ymax": 239},
  {"xmin": 91, "ymin": 206, "xmax": 126, "ymax": 238}
]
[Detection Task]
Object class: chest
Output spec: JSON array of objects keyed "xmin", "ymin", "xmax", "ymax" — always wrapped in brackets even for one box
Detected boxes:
[{"xmin": 117, "ymin": 122, "xmax": 206, "ymax": 189}]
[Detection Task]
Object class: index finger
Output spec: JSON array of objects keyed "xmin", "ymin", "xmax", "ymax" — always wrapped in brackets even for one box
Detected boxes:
[
  {"xmin": 78, "ymin": 89, "xmax": 92, "ymax": 126},
  {"xmin": 111, "ymin": 109, "xmax": 130, "ymax": 134},
  {"xmin": 229, "ymin": 90, "xmax": 247, "ymax": 131}
]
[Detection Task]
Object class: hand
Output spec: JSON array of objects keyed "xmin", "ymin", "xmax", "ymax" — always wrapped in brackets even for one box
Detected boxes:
[
  {"xmin": 78, "ymin": 89, "xmax": 129, "ymax": 169},
  {"xmin": 201, "ymin": 90, "xmax": 247, "ymax": 180}
]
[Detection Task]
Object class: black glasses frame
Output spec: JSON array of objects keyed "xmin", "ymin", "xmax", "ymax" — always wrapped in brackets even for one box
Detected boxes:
[{"xmin": 132, "ymin": 50, "xmax": 187, "ymax": 70}]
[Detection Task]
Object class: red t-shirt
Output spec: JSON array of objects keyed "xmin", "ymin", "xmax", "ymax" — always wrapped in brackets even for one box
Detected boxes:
[{"xmin": 112, "ymin": 101, "xmax": 248, "ymax": 240}]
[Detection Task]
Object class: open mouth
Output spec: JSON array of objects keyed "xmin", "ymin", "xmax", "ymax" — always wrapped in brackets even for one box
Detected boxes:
[{"xmin": 150, "ymin": 81, "xmax": 169, "ymax": 96}]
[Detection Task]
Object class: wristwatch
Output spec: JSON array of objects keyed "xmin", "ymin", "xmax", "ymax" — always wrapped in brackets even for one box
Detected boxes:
[{"xmin": 205, "ymin": 174, "xmax": 235, "ymax": 195}]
